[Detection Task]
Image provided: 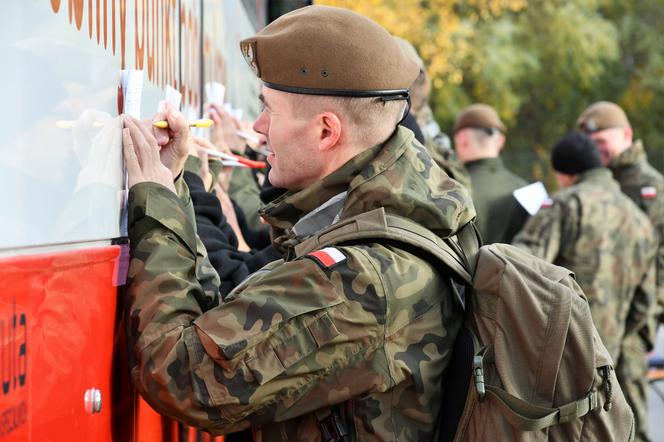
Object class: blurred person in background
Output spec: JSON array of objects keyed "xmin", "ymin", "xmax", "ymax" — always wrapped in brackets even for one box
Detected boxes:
[
  {"xmin": 453, "ymin": 103, "xmax": 528, "ymax": 244},
  {"xmin": 578, "ymin": 101, "xmax": 664, "ymax": 442}
]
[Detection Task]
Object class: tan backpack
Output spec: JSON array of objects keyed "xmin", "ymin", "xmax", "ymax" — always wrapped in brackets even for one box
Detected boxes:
[{"xmin": 295, "ymin": 207, "xmax": 634, "ymax": 442}]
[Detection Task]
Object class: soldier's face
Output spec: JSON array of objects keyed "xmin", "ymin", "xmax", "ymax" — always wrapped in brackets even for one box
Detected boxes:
[
  {"xmin": 253, "ymin": 87, "xmax": 324, "ymax": 190},
  {"xmin": 588, "ymin": 127, "xmax": 632, "ymax": 165}
]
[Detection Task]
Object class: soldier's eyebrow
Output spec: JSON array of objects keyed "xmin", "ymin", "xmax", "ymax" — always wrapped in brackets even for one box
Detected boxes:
[{"xmin": 259, "ymin": 94, "xmax": 271, "ymax": 111}]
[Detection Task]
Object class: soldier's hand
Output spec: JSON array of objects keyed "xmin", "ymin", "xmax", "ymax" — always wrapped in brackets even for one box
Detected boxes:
[
  {"xmin": 191, "ymin": 137, "xmax": 216, "ymax": 191},
  {"xmin": 207, "ymin": 103, "xmax": 244, "ymax": 153},
  {"xmin": 152, "ymin": 102, "xmax": 191, "ymax": 179},
  {"xmin": 123, "ymin": 116, "xmax": 176, "ymax": 193}
]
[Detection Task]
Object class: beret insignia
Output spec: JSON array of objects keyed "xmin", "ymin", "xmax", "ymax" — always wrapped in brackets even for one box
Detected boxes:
[{"xmin": 240, "ymin": 40, "xmax": 260, "ymax": 78}]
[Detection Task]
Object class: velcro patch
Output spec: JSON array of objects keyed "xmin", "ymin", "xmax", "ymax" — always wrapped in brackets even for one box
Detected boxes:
[
  {"xmin": 641, "ymin": 186, "xmax": 657, "ymax": 199},
  {"xmin": 306, "ymin": 247, "xmax": 346, "ymax": 269}
]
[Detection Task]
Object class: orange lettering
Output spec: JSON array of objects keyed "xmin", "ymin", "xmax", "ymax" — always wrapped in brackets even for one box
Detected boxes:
[
  {"xmin": 96, "ymin": 0, "xmax": 101, "ymax": 44},
  {"xmin": 88, "ymin": 0, "xmax": 92, "ymax": 38},
  {"xmin": 112, "ymin": 0, "xmax": 115, "ymax": 54},
  {"xmin": 50, "ymin": 0, "xmax": 62, "ymax": 13},
  {"xmin": 146, "ymin": 0, "xmax": 156, "ymax": 80},
  {"xmin": 135, "ymin": 0, "xmax": 145, "ymax": 70},
  {"xmin": 119, "ymin": 0, "xmax": 127, "ymax": 68}
]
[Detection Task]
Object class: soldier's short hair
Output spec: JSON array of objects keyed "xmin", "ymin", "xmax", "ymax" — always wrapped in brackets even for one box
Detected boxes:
[{"xmin": 291, "ymin": 94, "xmax": 407, "ymax": 146}]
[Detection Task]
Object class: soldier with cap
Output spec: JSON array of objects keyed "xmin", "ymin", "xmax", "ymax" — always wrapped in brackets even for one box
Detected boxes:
[
  {"xmin": 121, "ymin": 5, "xmax": 474, "ymax": 440},
  {"xmin": 453, "ymin": 103, "xmax": 529, "ymax": 244},
  {"xmin": 578, "ymin": 101, "xmax": 664, "ymax": 442},
  {"xmin": 513, "ymin": 133, "xmax": 657, "ymax": 421}
]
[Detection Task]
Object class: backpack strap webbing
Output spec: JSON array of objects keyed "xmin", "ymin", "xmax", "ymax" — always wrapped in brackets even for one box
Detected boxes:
[
  {"xmin": 484, "ymin": 385, "xmax": 600, "ymax": 431},
  {"xmin": 294, "ymin": 207, "xmax": 475, "ymax": 285}
]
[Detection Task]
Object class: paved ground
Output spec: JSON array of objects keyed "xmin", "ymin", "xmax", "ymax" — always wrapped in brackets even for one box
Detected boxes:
[{"xmin": 649, "ymin": 326, "xmax": 664, "ymax": 442}]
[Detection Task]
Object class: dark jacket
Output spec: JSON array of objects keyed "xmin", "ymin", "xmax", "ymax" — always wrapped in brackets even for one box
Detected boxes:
[
  {"xmin": 466, "ymin": 157, "xmax": 528, "ymax": 244},
  {"xmin": 183, "ymin": 169, "xmax": 280, "ymax": 299}
]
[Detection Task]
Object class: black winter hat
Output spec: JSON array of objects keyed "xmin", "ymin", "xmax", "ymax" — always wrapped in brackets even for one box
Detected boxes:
[{"xmin": 551, "ymin": 132, "xmax": 602, "ymax": 175}]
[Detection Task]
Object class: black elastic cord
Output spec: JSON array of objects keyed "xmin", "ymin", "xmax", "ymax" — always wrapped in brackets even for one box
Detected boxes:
[{"xmin": 263, "ymin": 81, "xmax": 410, "ymax": 100}]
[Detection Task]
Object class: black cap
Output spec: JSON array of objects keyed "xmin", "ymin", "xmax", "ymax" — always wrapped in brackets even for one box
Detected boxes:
[{"xmin": 551, "ymin": 132, "xmax": 602, "ymax": 175}]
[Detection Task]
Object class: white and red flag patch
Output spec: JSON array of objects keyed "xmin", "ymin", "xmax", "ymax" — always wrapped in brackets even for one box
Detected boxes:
[
  {"xmin": 540, "ymin": 198, "xmax": 554, "ymax": 209},
  {"xmin": 306, "ymin": 247, "xmax": 346, "ymax": 268},
  {"xmin": 641, "ymin": 186, "xmax": 657, "ymax": 199}
]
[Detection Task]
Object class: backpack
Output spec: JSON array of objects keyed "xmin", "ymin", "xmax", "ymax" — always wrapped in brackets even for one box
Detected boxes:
[{"xmin": 294, "ymin": 207, "xmax": 635, "ymax": 442}]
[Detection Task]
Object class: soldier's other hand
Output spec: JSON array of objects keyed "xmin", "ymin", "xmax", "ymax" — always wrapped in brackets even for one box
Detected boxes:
[
  {"xmin": 191, "ymin": 137, "xmax": 215, "ymax": 190},
  {"xmin": 123, "ymin": 116, "xmax": 176, "ymax": 193},
  {"xmin": 152, "ymin": 102, "xmax": 191, "ymax": 179},
  {"xmin": 207, "ymin": 103, "xmax": 244, "ymax": 153}
]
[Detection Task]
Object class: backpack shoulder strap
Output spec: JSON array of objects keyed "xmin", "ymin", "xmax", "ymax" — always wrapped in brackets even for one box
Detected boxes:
[{"xmin": 294, "ymin": 207, "xmax": 475, "ymax": 285}]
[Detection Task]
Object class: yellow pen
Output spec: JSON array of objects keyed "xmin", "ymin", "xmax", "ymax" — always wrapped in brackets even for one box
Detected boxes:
[{"xmin": 152, "ymin": 118, "xmax": 214, "ymax": 129}]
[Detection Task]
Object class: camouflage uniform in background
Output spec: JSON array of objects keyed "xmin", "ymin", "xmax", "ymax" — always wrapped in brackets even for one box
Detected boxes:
[
  {"xmin": 512, "ymin": 167, "xmax": 657, "ymax": 442},
  {"xmin": 229, "ymin": 166, "xmax": 264, "ymax": 231},
  {"xmin": 125, "ymin": 127, "xmax": 475, "ymax": 440},
  {"xmin": 466, "ymin": 157, "xmax": 529, "ymax": 245},
  {"xmin": 415, "ymin": 105, "xmax": 472, "ymax": 192},
  {"xmin": 608, "ymin": 140, "xmax": 664, "ymax": 442}
]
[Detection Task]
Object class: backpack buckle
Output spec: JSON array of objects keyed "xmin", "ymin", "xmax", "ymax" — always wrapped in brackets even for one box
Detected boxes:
[
  {"xmin": 316, "ymin": 407, "xmax": 348, "ymax": 442},
  {"xmin": 473, "ymin": 347, "xmax": 489, "ymax": 399}
]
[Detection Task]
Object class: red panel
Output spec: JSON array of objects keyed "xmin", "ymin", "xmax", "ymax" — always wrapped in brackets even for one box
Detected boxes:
[
  {"xmin": 0, "ymin": 245, "xmax": 226, "ymax": 441},
  {"xmin": 0, "ymin": 246, "xmax": 122, "ymax": 441}
]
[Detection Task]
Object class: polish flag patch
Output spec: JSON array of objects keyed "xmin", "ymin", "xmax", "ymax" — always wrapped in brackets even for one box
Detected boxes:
[
  {"xmin": 641, "ymin": 186, "xmax": 657, "ymax": 199},
  {"xmin": 540, "ymin": 198, "xmax": 554, "ymax": 209},
  {"xmin": 306, "ymin": 247, "xmax": 346, "ymax": 268}
]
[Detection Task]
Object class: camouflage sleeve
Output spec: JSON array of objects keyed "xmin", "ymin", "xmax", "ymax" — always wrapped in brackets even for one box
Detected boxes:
[
  {"xmin": 511, "ymin": 197, "xmax": 576, "ymax": 263},
  {"xmin": 655, "ymin": 225, "xmax": 664, "ymax": 322},
  {"xmin": 126, "ymin": 177, "xmax": 222, "ymax": 379},
  {"xmin": 126, "ymin": 184, "xmax": 390, "ymax": 434},
  {"xmin": 625, "ymin": 251, "xmax": 657, "ymax": 345},
  {"xmin": 642, "ymin": 190, "xmax": 664, "ymax": 323},
  {"xmin": 623, "ymin": 219, "xmax": 659, "ymax": 350}
]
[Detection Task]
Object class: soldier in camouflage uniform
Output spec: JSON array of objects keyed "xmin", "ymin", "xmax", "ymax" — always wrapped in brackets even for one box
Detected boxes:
[
  {"xmin": 454, "ymin": 104, "xmax": 529, "ymax": 244},
  {"xmin": 513, "ymin": 132, "xmax": 657, "ymax": 442},
  {"xmin": 578, "ymin": 102, "xmax": 664, "ymax": 442},
  {"xmin": 393, "ymin": 37, "xmax": 472, "ymax": 191},
  {"xmin": 122, "ymin": 6, "xmax": 475, "ymax": 441}
]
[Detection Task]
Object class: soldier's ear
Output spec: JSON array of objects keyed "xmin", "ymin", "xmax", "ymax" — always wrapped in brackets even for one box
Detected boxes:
[
  {"xmin": 318, "ymin": 112, "xmax": 342, "ymax": 152},
  {"xmin": 496, "ymin": 134, "xmax": 506, "ymax": 152},
  {"xmin": 623, "ymin": 125, "xmax": 633, "ymax": 145}
]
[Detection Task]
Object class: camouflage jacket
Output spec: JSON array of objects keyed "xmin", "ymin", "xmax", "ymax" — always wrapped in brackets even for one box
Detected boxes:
[
  {"xmin": 466, "ymin": 157, "xmax": 529, "ymax": 244},
  {"xmin": 609, "ymin": 140, "xmax": 664, "ymax": 330},
  {"xmin": 512, "ymin": 167, "xmax": 657, "ymax": 361},
  {"xmin": 415, "ymin": 105, "xmax": 472, "ymax": 192},
  {"xmin": 126, "ymin": 126, "xmax": 475, "ymax": 441}
]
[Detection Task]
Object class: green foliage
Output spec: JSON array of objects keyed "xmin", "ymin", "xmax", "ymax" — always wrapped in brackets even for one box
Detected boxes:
[{"xmin": 318, "ymin": 0, "xmax": 664, "ymax": 183}]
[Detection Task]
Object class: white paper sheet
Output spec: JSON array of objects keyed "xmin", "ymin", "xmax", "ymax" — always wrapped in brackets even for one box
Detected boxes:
[
  {"xmin": 513, "ymin": 181, "xmax": 549, "ymax": 215},
  {"xmin": 205, "ymin": 81, "xmax": 226, "ymax": 105},
  {"xmin": 120, "ymin": 70, "xmax": 143, "ymax": 119}
]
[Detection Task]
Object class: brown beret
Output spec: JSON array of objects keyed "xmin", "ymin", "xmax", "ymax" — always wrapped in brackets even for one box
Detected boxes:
[
  {"xmin": 239, "ymin": 6, "xmax": 419, "ymax": 99},
  {"xmin": 454, "ymin": 103, "xmax": 506, "ymax": 133},
  {"xmin": 577, "ymin": 101, "xmax": 630, "ymax": 133}
]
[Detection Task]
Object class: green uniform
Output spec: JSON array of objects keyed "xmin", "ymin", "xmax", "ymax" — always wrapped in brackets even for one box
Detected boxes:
[
  {"xmin": 228, "ymin": 166, "xmax": 264, "ymax": 231},
  {"xmin": 512, "ymin": 167, "xmax": 657, "ymax": 442},
  {"xmin": 125, "ymin": 127, "xmax": 475, "ymax": 440},
  {"xmin": 465, "ymin": 157, "xmax": 528, "ymax": 244},
  {"xmin": 416, "ymin": 105, "xmax": 472, "ymax": 192},
  {"xmin": 608, "ymin": 140, "xmax": 664, "ymax": 442}
]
